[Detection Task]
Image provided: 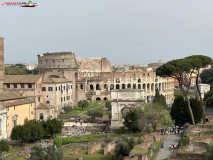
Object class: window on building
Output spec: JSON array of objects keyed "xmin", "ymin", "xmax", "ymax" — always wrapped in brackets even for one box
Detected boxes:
[
  {"xmin": 39, "ymin": 113, "xmax": 44, "ymax": 121},
  {"xmin": 14, "ymin": 106, "xmax": 15, "ymax": 110},
  {"xmin": 61, "ymin": 97, "xmax": 63, "ymax": 102},
  {"xmin": 64, "ymin": 97, "xmax": 65, "ymax": 101},
  {"xmin": 48, "ymin": 87, "xmax": 53, "ymax": 91},
  {"xmin": 59, "ymin": 87, "xmax": 60, "ymax": 91},
  {"xmin": 64, "ymin": 86, "xmax": 65, "ymax": 90},
  {"xmin": 21, "ymin": 84, "xmax": 25, "ymax": 88},
  {"xmin": 28, "ymin": 84, "xmax": 32, "ymax": 88},
  {"xmin": 31, "ymin": 111, "xmax": 33, "ymax": 115},
  {"xmin": 38, "ymin": 97, "xmax": 40, "ymax": 102},
  {"xmin": 6, "ymin": 84, "xmax": 10, "ymax": 88},
  {"xmin": 80, "ymin": 84, "xmax": 84, "ymax": 89},
  {"xmin": 55, "ymin": 87, "xmax": 57, "ymax": 91},
  {"xmin": 116, "ymin": 78, "xmax": 120, "ymax": 83},
  {"xmin": 46, "ymin": 101, "xmax": 50, "ymax": 104},
  {"xmin": 13, "ymin": 120, "xmax": 17, "ymax": 128},
  {"xmin": 42, "ymin": 87, "xmax": 46, "ymax": 91},
  {"xmin": 13, "ymin": 84, "xmax": 17, "ymax": 88}
]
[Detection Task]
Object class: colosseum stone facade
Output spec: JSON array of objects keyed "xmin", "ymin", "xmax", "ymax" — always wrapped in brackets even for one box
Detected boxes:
[{"xmin": 37, "ymin": 52, "xmax": 174, "ymax": 105}]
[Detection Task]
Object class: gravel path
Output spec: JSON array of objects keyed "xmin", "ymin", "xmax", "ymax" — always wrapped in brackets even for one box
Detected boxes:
[{"xmin": 155, "ymin": 134, "xmax": 181, "ymax": 160}]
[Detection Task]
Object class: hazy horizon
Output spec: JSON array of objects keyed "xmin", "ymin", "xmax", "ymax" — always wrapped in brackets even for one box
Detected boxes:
[{"xmin": 1, "ymin": 0, "xmax": 213, "ymax": 65}]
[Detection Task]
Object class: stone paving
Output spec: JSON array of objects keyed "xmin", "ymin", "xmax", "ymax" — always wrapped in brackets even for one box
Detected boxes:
[{"xmin": 155, "ymin": 134, "xmax": 181, "ymax": 160}]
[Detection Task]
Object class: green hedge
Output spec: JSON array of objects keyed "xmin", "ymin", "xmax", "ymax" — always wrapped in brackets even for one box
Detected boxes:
[
  {"xmin": 53, "ymin": 137, "xmax": 62, "ymax": 148},
  {"xmin": 54, "ymin": 137, "xmax": 89, "ymax": 148},
  {"xmin": 62, "ymin": 138, "xmax": 89, "ymax": 145}
]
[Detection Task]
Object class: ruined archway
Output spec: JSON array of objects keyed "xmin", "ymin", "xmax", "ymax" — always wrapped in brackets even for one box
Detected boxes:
[
  {"xmin": 104, "ymin": 84, "xmax": 108, "ymax": 91},
  {"xmin": 122, "ymin": 84, "xmax": 125, "ymax": 89},
  {"xmin": 90, "ymin": 84, "xmax": 94, "ymax": 91},
  {"xmin": 133, "ymin": 84, "xmax": 136, "ymax": 89},
  {"xmin": 121, "ymin": 107, "xmax": 130, "ymax": 118},
  {"xmin": 116, "ymin": 84, "xmax": 120, "ymax": 89},
  {"xmin": 138, "ymin": 84, "xmax": 141, "ymax": 89},
  {"xmin": 96, "ymin": 97, "xmax": 101, "ymax": 101},
  {"xmin": 104, "ymin": 97, "xmax": 108, "ymax": 101},
  {"xmin": 96, "ymin": 84, "xmax": 100, "ymax": 90},
  {"xmin": 110, "ymin": 84, "xmax": 114, "ymax": 90},
  {"xmin": 127, "ymin": 84, "xmax": 131, "ymax": 89}
]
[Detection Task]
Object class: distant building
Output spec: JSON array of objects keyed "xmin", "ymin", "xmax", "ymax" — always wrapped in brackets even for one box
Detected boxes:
[
  {"xmin": 22, "ymin": 63, "xmax": 37, "ymax": 70},
  {"xmin": 198, "ymin": 83, "xmax": 210, "ymax": 99},
  {"xmin": 147, "ymin": 60, "xmax": 164, "ymax": 71}
]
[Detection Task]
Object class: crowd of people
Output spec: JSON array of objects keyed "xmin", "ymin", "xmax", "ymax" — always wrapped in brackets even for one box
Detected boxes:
[{"xmin": 161, "ymin": 126, "xmax": 184, "ymax": 135}]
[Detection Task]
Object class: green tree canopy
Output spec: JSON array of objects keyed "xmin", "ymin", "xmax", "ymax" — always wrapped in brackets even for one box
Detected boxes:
[
  {"xmin": 30, "ymin": 145, "xmax": 63, "ymax": 160},
  {"xmin": 88, "ymin": 110, "xmax": 103, "ymax": 119},
  {"xmin": 105, "ymin": 101, "xmax": 111, "ymax": 111},
  {"xmin": 78, "ymin": 100, "xmax": 89, "ymax": 110},
  {"xmin": 153, "ymin": 88, "xmax": 166, "ymax": 107},
  {"xmin": 156, "ymin": 58, "xmax": 195, "ymax": 125},
  {"xmin": 113, "ymin": 137, "xmax": 135, "ymax": 160},
  {"xmin": 201, "ymin": 69, "xmax": 213, "ymax": 86},
  {"xmin": 171, "ymin": 95, "xmax": 203, "ymax": 125},
  {"xmin": 123, "ymin": 107, "xmax": 146, "ymax": 133},
  {"xmin": 0, "ymin": 139, "xmax": 9, "ymax": 156}
]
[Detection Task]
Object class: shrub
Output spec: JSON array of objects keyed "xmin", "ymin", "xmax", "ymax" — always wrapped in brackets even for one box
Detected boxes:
[
  {"xmin": 117, "ymin": 126, "xmax": 126, "ymax": 134},
  {"xmin": 53, "ymin": 137, "xmax": 62, "ymax": 148},
  {"xmin": 0, "ymin": 139, "xmax": 9, "ymax": 154},
  {"xmin": 137, "ymin": 138, "xmax": 143, "ymax": 144},
  {"xmin": 88, "ymin": 110, "xmax": 103, "ymax": 119},
  {"xmin": 206, "ymin": 142, "xmax": 213, "ymax": 160},
  {"xmin": 64, "ymin": 106, "xmax": 72, "ymax": 113},
  {"xmin": 78, "ymin": 100, "xmax": 89, "ymax": 110},
  {"xmin": 113, "ymin": 137, "xmax": 135, "ymax": 160}
]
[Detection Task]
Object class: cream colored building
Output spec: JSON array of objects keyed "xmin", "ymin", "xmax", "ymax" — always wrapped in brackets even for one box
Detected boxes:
[
  {"xmin": 35, "ymin": 103, "xmax": 55, "ymax": 121},
  {"xmin": 0, "ymin": 92, "xmax": 35, "ymax": 139},
  {"xmin": 41, "ymin": 78, "xmax": 73, "ymax": 117}
]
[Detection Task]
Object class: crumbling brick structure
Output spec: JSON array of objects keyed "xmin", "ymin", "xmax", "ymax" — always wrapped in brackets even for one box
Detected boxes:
[{"xmin": 88, "ymin": 142, "xmax": 101, "ymax": 155}]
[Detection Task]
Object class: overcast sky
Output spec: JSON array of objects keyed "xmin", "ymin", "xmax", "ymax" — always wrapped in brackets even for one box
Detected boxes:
[{"xmin": 1, "ymin": 0, "xmax": 213, "ymax": 65}]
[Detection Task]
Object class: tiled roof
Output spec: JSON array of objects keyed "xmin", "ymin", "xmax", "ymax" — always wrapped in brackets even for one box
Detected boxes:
[
  {"xmin": 0, "ymin": 92, "xmax": 35, "ymax": 107},
  {"xmin": 36, "ymin": 103, "xmax": 54, "ymax": 110},
  {"xmin": 42, "ymin": 78, "xmax": 71, "ymax": 84},
  {"xmin": 0, "ymin": 98, "xmax": 34, "ymax": 107},
  {"xmin": 4, "ymin": 75, "xmax": 42, "ymax": 84},
  {"xmin": 0, "ymin": 91, "xmax": 23, "ymax": 101}
]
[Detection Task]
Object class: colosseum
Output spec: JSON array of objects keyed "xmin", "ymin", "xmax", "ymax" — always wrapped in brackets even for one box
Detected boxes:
[{"xmin": 37, "ymin": 52, "xmax": 174, "ymax": 106}]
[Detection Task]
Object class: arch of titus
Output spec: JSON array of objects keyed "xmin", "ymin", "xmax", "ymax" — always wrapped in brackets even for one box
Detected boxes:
[{"xmin": 111, "ymin": 89, "xmax": 145, "ymax": 127}]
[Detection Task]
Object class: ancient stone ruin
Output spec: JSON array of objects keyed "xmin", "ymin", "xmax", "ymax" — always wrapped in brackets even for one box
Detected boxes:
[
  {"xmin": 104, "ymin": 141, "xmax": 116, "ymax": 155},
  {"xmin": 88, "ymin": 141, "xmax": 101, "ymax": 155}
]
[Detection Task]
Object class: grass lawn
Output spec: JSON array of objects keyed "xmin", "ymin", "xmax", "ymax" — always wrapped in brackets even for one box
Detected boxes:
[
  {"xmin": 67, "ymin": 101, "xmax": 105, "ymax": 115},
  {"xmin": 4, "ymin": 146, "xmax": 28, "ymax": 160},
  {"xmin": 104, "ymin": 111, "xmax": 111, "ymax": 117},
  {"xmin": 62, "ymin": 147, "xmax": 112, "ymax": 160},
  {"xmin": 174, "ymin": 90, "xmax": 195, "ymax": 97}
]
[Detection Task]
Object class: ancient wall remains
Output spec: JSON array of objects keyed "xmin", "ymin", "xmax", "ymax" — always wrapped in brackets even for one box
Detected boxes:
[
  {"xmin": 104, "ymin": 141, "xmax": 116, "ymax": 155},
  {"xmin": 88, "ymin": 142, "xmax": 101, "ymax": 155},
  {"xmin": 0, "ymin": 37, "xmax": 4, "ymax": 91},
  {"xmin": 77, "ymin": 57, "xmax": 112, "ymax": 72},
  {"xmin": 37, "ymin": 52, "xmax": 79, "ymax": 73}
]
